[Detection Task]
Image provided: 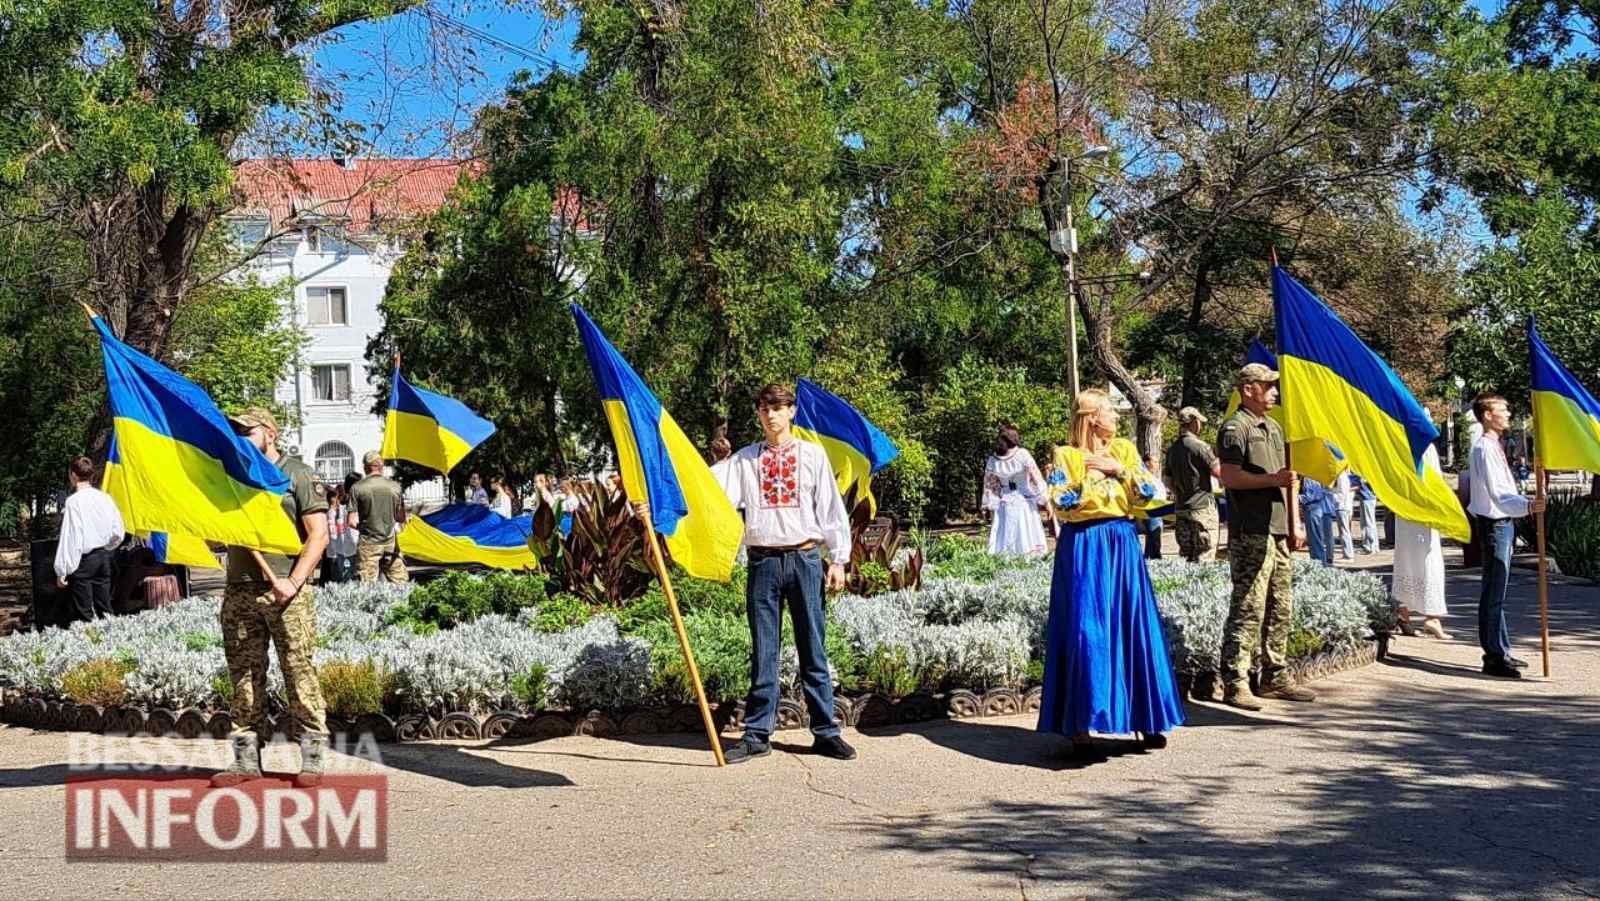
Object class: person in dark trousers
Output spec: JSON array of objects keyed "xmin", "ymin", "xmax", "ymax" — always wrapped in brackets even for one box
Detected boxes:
[
  {"xmin": 53, "ymin": 456, "xmax": 126, "ymax": 623},
  {"xmin": 1466, "ymin": 394, "xmax": 1544, "ymax": 679}
]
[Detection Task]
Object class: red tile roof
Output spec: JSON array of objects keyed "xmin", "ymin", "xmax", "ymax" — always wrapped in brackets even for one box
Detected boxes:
[{"xmin": 231, "ymin": 158, "xmax": 476, "ymax": 234}]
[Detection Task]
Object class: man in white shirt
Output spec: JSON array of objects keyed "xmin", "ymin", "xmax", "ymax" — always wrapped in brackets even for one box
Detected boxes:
[
  {"xmin": 53, "ymin": 456, "xmax": 126, "ymax": 623},
  {"xmin": 645, "ymin": 383, "xmax": 855, "ymax": 764},
  {"xmin": 1467, "ymin": 393, "xmax": 1544, "ymax": 678}
]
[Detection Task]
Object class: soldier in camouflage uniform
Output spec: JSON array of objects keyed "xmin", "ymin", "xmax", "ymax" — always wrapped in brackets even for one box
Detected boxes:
[
  {"xmin": 1216, "ymin": 364, "xmax": 1316, "ymax": 710},
  {"xmin": 1165, "ymin": 406, "xmax": 1221, "ymax": 562},
  {"xmin": 351, "ymin": 451, "xmax": 408, "ymax": 583},
  {"xmin": 213, "ymin": 408, "xmax": 332, "ymax": 788}
]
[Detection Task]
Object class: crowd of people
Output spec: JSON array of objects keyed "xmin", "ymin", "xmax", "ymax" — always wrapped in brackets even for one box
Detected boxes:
[{"xmin": 44, "ymin": 367, "xmax": 1546, "ymax": 782}]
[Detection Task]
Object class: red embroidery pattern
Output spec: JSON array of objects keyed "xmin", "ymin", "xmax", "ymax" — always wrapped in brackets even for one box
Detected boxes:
[{"xmin": 759, "ymin": 444, "xmax": 800, "ymax": 509}]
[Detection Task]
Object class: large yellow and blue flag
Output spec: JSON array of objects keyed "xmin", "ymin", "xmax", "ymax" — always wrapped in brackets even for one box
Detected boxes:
[
  {"xmin": 141, "ymin": 531, "xmax": 220, "ymax": 570},
  {"xmin": 793, "ymin": 378, "xmax": 900, "ymax": 515},
  {"xmin": 1272, "ymin": 267, "xmax": 1468, "ymax": 541},
  {"xmin": 92, "ymin": 316, "xmax": 301, "ymax": 555},
  {"xmin": 1529, "ymin": 318, "xmax": 1600, "ymax": 472},
  {"xmin": 1223, "ymin": 339, "xmax": 1349, "ymax": 487},
  {"xmin": 571, "ymin": 305, "xmax": 744, "ymax": 581},
  {"xmin": 399, "ymin": 503, "xmax": 538, "ymax": 570},
  {"xmin": 381, "ymin": 366, "xmax": 496, "ymax": 475}
]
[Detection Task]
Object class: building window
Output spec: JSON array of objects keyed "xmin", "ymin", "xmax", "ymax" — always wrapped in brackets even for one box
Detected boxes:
[
  {"xmin": 310, "ymin": 364, "xmax": 352, "ymax": 402},
  {"xmin": 314, "ymin": 441, "xmax": 355, "ymax": 482},
  {"xmin": 305, "ymin": 286, "xmax": 347, "ymax": 326},
  {"xmin": 304, "ymin": 227, "xmax": 325, "ymax": 254}
]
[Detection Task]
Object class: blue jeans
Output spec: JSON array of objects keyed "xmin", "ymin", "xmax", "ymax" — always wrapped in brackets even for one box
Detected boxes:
[
  {"xmin": 1304, "ymin": 509, "xmax": 1333, "ymax": 565},
  {"xmin": 744, "ymin": 547, "xmax": 840, "ymax": 740},
  {"xmin": 1478, "ymin": 518, "xmax": 1514, "ymax": 664},
  {"xmin": 1359, "ymin": 499, "xmax": 1378, "ymax": 554},
  {"xmin": 1335, "ymin": 509, "xmax": 1355, "ymax": 559}
]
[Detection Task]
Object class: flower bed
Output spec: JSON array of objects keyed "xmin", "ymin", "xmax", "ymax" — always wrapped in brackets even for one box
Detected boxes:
[{"xmin": 0, "ymin": 538, "xmax": 1393, "ymax": 740}]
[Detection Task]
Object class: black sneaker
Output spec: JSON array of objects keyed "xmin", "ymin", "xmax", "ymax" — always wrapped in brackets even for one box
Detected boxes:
[
  {"xmin": 724, "ymin": 736, "xmax": 771, "ymax": 764},
  {"xmin": 811, "ymin": 735, "xmax": 857, "ymax": 760},
  {"xmin": 1508, "ymin": 656, "xmax": 1530, "ymax": 670},
  {"xmin": 1482, "ymin": 660, "xmax": 1522, "ymax": 679}
]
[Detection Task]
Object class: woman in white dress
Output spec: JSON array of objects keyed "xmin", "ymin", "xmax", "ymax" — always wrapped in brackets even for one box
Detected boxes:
[
  {"xmin": 983, "ymin": 426, "xmax": 1048, "ymax": 557},
  {"xmin": 1392, "ymin": 445, "xmax": 1450, "ymax": 639}
]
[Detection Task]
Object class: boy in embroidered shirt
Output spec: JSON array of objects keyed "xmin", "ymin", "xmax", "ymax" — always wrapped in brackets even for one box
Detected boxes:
[{"xmin": 637, "ymin": 383, "xmax": 855, "ymax": 764}]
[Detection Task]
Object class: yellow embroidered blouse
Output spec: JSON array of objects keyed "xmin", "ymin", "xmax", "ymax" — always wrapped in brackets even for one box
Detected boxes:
[{"xmin": 1048, "ymin": 437, "xmax": 1163, "ymax": 523}]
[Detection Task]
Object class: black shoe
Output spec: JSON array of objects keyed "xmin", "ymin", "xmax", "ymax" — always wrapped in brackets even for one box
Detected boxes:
[
  {"xmin": 811, "ymin": 735, "xmax": 857, "ymax": 761},
  {"xmin": 1482, "ymin": 660, "xmax": 1522, "ymax": 679},
  {"xmin": 1140, "ymin": 732, "xmax": 1169, "ymax": 750},
  {"xmin": 1508, "ymin": 656, "xmax": 1530, "ymax": 670},
  {"xmin": 724, "ymin": 736, "xmax": 771, "ymax": 764}
]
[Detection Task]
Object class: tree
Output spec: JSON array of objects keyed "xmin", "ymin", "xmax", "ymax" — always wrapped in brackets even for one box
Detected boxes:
[{"xmin": 0, "ymin": 0, "xmax": 423, "ymax": 407}]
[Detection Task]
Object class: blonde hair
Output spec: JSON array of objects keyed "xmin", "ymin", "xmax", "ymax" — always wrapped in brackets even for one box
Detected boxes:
[{"xmin": 1071, "ymin": 389, "xmax": 1113, "ymax": 449}]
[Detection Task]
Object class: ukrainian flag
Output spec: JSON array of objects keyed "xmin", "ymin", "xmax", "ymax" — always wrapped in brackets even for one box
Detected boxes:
[
  {"xmin": 145, "ymin": 531, "xmax": 220, "ymax": 570},
  {"xmin": 398, "ymin": 504, "xmax": 537, "ymax": 570},
  {"xmin": 92, "ymin": 316, "xmax": 301, "ymax": 555},
  {"xmin": 381, "ymin": 366, "xmax": 496, "ymax": 475},
  {"xmin": 571, "ymin": 305, "xmax": 744, "ymax": 581},
  {"xmin": 793, "ymin": 378, "xmax": 900, "ymax": 516},
  {"xmin": 1529, "ymin": 318, "xmax": 1600, "ymax": 472},
  {"xmin": 1223, "ymin": 339, "xmax": 1349, "ymax": 487},
  {"xmin": 1272, "ymin": 267, "xmax": 1467, "ymax": 541}
]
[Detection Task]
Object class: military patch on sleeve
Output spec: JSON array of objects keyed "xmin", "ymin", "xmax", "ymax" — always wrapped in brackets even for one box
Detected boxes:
[{"xmin": 314, "ymin": 482, "xmax": 328, "ymax": 498}]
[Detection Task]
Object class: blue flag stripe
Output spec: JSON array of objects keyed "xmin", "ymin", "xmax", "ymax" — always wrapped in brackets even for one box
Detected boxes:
[
  {"xmin": 794, "ymin": 378, "xmax": 900, "ymax": 474},
  {"xmin": 1530, "ymin": 320, "xmax": 1600, "ymax": 419}
]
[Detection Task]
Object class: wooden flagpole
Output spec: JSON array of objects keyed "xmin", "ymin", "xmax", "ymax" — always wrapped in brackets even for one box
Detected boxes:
[
  {"xmin": 638, "ymin": 511, "xmax": 727, "ymax": 767},
  {"xmin": 1535, "ymin": 461, "xmax": 1551, "ymax": 677}
]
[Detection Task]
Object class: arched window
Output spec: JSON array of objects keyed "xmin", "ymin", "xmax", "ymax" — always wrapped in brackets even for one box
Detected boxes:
[{"xmin": 314, "ymin": 441, "xmax": 355, "ymax": 482}]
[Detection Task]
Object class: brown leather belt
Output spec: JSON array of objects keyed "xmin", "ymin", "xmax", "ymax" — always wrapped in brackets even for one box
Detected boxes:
[{"xmin": 747, "ymin": 541, "xmax": 819, "ymax": 558}]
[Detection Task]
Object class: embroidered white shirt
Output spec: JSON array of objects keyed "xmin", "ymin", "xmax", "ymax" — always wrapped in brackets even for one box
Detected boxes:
[
  {"xmin": 54, "ymin": 486, "xmax": 126, "ymax": 580},
  {"xmin": 717, "ymin": 438, "xmax": 851, "ymax": 560},
  {"xmin": 1468, "ymin": 434, "xmax": 1530, "ymax": 519}
]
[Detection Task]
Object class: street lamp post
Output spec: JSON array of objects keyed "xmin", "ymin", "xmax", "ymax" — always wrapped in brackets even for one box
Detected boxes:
[{"xmin": 1053, "ymin": 145, "xmax": 1110, "ymax": 400}]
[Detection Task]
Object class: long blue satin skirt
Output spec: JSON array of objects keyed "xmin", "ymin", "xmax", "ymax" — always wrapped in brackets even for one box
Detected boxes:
[{"xmin": 1038, "ymin": 516, "xmax": 1186, "ymax": 737}]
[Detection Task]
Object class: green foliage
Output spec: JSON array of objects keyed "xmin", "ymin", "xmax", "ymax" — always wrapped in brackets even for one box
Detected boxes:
[
  {"xmin": 1285, "ymin": 628, "xmax": 1327, "ymax": 660},
  {"xmin": 532, "ymin": 594, "xmax": 595, "ymax": 633},
  {"xmin": 924, "ymin": 533, "xmax": 1033, "ymax": 583},
  {"xmin": 317, "ymin": 660, "xmax": 392, "ymax": 721},
  {"xmin": 181, "ymin": 631, "xmax": 219, "ymax": 653},
  {"xmin": 1024, "ymin": 658, "xmax": 1046, "ymax": 687},
  {"xmin": 636, "ymin": 612, "xmax": 754, "ymax": 704},
  {"xmin": 920, "ymin": 359, "xmax": 1074, "ymax": 523},
  {"xmin": 841, "ymin": 495, "xmax": 924, "ymax": 597},
  {"xmin": 167, "ymin": 255, "xmax": 307, "ymax": 421},
  {"xmin": 526, "ymin": 486, "xmax": 657, "ymax": 608},
  {"xmin": 1519, "ymin": 490, "xmax": 1600, "ymax": 583},
  {"xmin": 387, "ymin": 571, "xmax": 549, "ymax": 630},
  {"xmin": 858, "ymin": 646, "xmax": 919, "ymax": 700},
  {"xmin": 61, "ymin": 658, "xmax": 136, "ymax": 707},
  {"xmin": 508, "ymin": 663, "xmax": 550, "ymax": 711},
  {"xmin": 211, "ymin": 675, "xmax": 235, "ymax": 707}
]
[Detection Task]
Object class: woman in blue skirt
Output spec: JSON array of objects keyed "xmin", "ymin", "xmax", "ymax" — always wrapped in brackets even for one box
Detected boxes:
[{"xmin": 1039, "ymin": 388, "xmax": 1185, "ymax": 757}]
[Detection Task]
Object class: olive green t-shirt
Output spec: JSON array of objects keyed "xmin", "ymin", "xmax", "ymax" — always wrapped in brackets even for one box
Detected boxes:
[
  {"xmin": 1217, "ymin": 408, "xmax": 1288, "ymax": 536},
  {"xmin": 351, "ymin": 474, "xmax": 404, "ymax": 544},
  {"xmin": 1165, "ymin": 432, "xmax": 1219, "ymax": 518},
  {"xmin": 225, "ymin": 455, "xmax": 328, "ymax": 583}
]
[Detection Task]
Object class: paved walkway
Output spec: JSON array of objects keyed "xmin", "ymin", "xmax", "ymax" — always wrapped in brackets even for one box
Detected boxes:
[{"xmin": 2, "ymin": 561, "xmax": 1597, "ymax": 899}]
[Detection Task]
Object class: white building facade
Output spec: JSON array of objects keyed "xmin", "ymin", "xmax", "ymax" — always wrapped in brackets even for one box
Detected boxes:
[{"xmin": 230, "ymin": 159, "xmax": 467, "ymax": 484}]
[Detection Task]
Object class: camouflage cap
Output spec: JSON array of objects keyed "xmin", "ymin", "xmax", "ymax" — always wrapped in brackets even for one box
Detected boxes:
[
  {"xmin": 1178, "ymin": 406, "xmax": 1207, "ymax": 425},
  {"xmin": 226, "ymin": 406, "xmax": 279, "ymax": 434},
  {"xmin": 1236, "ymin": 362, "xmax": 1279, "ymax": 385}
]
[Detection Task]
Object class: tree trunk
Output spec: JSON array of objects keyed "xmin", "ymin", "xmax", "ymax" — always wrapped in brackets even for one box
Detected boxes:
[
  {"xmin": 1077, "ymin": 286, "xmax": 1168, "ymax": 468},
  {"xmin": 1181, "ymin": 252, "xmax": 1214, "ymax": 408}
]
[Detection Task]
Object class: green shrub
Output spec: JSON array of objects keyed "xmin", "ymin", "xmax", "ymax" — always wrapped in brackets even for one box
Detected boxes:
[
  {"xmin": 859, "ymin": 646, "xmax": 920, "ymax": 699},
  {"xmin": 181, "ymin": 631, "xmax": 218, "ymax": 652},
  {"xmin": 1024, "ymin": 658, "xmax": 1045, "ymax": 686},
  {"xmin": 616, "ymin": 568, "xmax": 745, "ymax": 633},
  {"xmin": 508, "ymin": 663, "xmax": 550, "ymax": 710},
  {"xmin": 925, "ymin": 534, "xmax": 1027, "ymax": 582},
  {"xmin": 317, "ymin": 660, "xmax": 391, "ymax": 720},
  {"xmin": 1522, "ymin": 491, "xmax": 1600, "ymax": 582},
  {"xmin": 532, "ymin": 593, "xmax": 594, "ymax": 632},
  {"xmin": 62, "ymin": 658, "xmax": 136, "ymax": 706},
  {"xmin": 1286, "ymin": 628, "xmax": 1326, "ymax": 660},
  {"xmin": 387, "ymin": 571, "xmax": 550, "ymax": 630},
  {"xmin": 635, "ymin": 612, "xmax": 753, "ymax": 704},
  {"xmin": 211, "ymin": 675, "xmax": 236, "ymax": 706}
]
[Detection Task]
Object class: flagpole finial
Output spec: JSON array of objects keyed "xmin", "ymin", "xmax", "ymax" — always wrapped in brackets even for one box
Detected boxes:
[
  {"xmin": 1269, "ymin": 246, "xmax": 1280, "ymax": 267},
  {"xmin": 78, "ymin": 300, "xmax": 97, "ymax": 322}
]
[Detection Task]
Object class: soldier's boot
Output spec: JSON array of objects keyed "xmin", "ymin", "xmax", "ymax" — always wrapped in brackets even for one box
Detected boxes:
[
  {"xmin": 212, "ymin": 734, "xmax": 263, "ymax": 787},
  {"xmin": 1258, "ymin": 679, "xmax": 1317, "ymax": 703},
  {"xmin": 294, "ymin": 734, "xmax": 328, "ymax": 788},
  {"xmin": 1221, "ymin": 682, "xmax": 1264, "ymax": 712}
]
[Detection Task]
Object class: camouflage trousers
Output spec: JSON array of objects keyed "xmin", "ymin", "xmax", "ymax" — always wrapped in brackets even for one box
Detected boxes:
[
  {"xmin": 220, "ymin": 583, "xmax": 327, "ymax": 738},
  {"xmin": 1174, "ymin": 508, "xmax": 1219, "ymax": 562},
  {"xmin": 1221, "ymin": 534, "xmax": 1293, "ymax": 689},
  {"xmin": 358, "ymin": 539, "xmax": 409, "ymax": 584}
]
